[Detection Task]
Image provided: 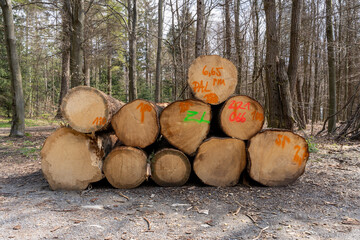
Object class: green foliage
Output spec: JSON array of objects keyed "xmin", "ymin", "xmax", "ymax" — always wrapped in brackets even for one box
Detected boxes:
[{"xmin": 306, "ymin": 137, "xmax": 319, "ymax": 153}]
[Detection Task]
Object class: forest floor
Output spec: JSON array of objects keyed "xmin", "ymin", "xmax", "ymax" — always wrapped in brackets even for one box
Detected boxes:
[{"xmin": 0, "ymin": 126, "xmax": 359, "ymax": 240}]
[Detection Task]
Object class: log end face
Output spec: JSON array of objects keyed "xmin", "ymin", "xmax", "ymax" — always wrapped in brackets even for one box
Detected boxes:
[
  {"xmin": 193, "ymin": 138, "xmax": 246, "ymax": 187},
  {"xmin": 188, "ymin": 55, "xmax": 237, "ymax": 105},
  {"xmin": 61, "ymin": 86, "xmax": 109, "ymax": 133},
  {"xmin": 151, "ymin": 149, "xmax": 191, "ymax": 187},
  {"xmin": 103, "ymin": 146, "xmax": 148, "ymax": 189},
  {"xmin": 112, "ymin": 99, "xmax": 159, "ymax": 148},
  {"xmin": 41, "ymin": 127, "xmax": 104, "ymax": 190},
  {"xmin": 248, "ymin": 130, "xmax": 309, "ymax": 186}
]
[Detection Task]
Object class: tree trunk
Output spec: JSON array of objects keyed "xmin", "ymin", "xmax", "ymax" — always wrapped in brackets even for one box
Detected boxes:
[
  {"xmin": 224, "ymin": 0, "xmax": 231, "ymax": 59},
  {"xmin": 103, "ymin": 146, "xmax": 148, "ymax": 189},
  {"xmin": 193, "ymin": 137, "xmax": 246, "ymax": 187},
  {"xmin": 219, "ymin": 95, "xmax": 264, "ymax": 140},
  {"xmin": 61, "ymin": 86, "xmax": 124, "ymax": 133},
  {"xmin": 325, "ymin": 0, "xmax": 337, "ymax": 133},
  {"xmin": 195, "ymin": 0, "xmax": 203, "ymax": 58},
  {"xmin": 128, "ymin": 0, "xmax": 138, "ymax": 101},
  {"xmin": 155, "ymin": 0, "xmax": 163, "ymax": 102},
  {"xmin": 151, "ymin": 148, "xmax": 191, "ymax": 187},
  {"xmin": 234, "ymin": 0, "xmax": 242, "ymax": 94},
  {"xmin": 70, "ymin": 0, "xmax": 85, "ymax": 87},
  {"xmin": 188, "ymin": 55, "xmax": 237, "ymax": 105},
  {"xmin": 263, "ymin": 0, "xmax": 294, "ymax": 130},
  {"xmin": 41, "ymin": 127, "xmax": 105, "ymax": 190},
  {"xmin": 111, "ymin": 99, "xmax": 160, "ymax": 148},
  {"xmin": 107, "ymin": 53, "xmax": 112, "ymax": 96},
  {"xmin": 0, "ymin": 0, "xmax": 25, "ymax": 137},
  {"xmin": 160, "ymin": 99, "xmax": 211, "ymax": 155},
  {"xmin": 248, "ymin": 130, "xmax": 309, "ymax": 186},
  {"xmin": 55, "ymin": 0, "xmax": 71, "ymax": 118}
]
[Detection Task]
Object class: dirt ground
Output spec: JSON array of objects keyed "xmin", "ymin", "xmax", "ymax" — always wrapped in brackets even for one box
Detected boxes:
[{"xmin": 0, "ymin": 127, "xmax": 359, "ymax": 240}]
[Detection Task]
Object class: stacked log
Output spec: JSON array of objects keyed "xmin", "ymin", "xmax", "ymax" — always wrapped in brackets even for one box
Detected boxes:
[{"xmin": 41, "ymin": 55, "xmax": 310, "ymax": 190}]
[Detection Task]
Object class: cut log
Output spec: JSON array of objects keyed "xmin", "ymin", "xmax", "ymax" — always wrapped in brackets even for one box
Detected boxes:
[
  {"xmin": 160, "ymin": 99, "xmax": 211, "ymax": 155},
  {"xmin": 41, "ymin": 127, "xmax": 104, "ymax": 190},
  {"xmin": 151, "ymin": 148, "xmax": 191, "ymax": 187},
  {"xmin": 219, "ymin": 95, "xmax": 265, "ymax": 140},
  {"xmin": 103, "ymin": 146, "xmax": 148, "ymax": 189},
  {"xmin": 61, "ymin": 86, "xmax": 124, "ymax": 133},
  {"xmin": 111, "ymin": 99, "xmax": 160, "ymax": 148},
  {"xmin": 193, "ymin": 137, "xmax": 247, "ymax": 187},
  {"xmin": 188, "ymin": 55, "xmax": 237, "ymax": 105},
  {"xmin": 247, "ymin": 130, "xmax": 309, "ymax": 186}
]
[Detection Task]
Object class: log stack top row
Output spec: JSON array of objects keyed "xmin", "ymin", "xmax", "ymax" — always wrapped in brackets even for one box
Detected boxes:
[{"xmin": 41, "ymin": 55, "xmax": 309, "ymax": 190}]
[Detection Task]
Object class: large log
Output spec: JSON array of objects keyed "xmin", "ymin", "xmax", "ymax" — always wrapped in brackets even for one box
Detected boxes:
[
  {"xmin": 41, "ymin": 127, "xmax": 104, "ymax": 190},
  {"xmin": 193, "ymin": 137, "xmax": 247, "ymax": 187},
  {"xmin": 61, "ymin": 86, "xmax": 124, "ymax": 133},
  {"xmin": 151, "ymin": 148, "xmax": 191, "ymax": 187},
  {"xmin": 103, "ymin": 146, "xmax": 148, "ymax": 189},
  {"xmin": 247, "ymin": 130, "xmax": 309, "ymax": 186},
  {"xmin": 219, "ymin": 95, "xmax": 264, "ymax": 140},
  {"xmin": 111, "ymin": 99, "xmax": 160, "ymax": 148},
  {"xmin": 188, "ymin": 55, "xmax": 237, "ymax": 105},
  {"xmin": 160, "ymin": 99, "xmax": 211, "ymax": 155}
]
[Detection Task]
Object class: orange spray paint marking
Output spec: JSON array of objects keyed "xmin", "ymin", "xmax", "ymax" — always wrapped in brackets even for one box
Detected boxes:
[
  {"xmin": 192, "ymin": 80, "xmax": 211, "ymax": 93},
  {"xmin": 136, "ymin": 103, "xmax": 152, "ymax": 123},
  {"xmin": 204, "ymin": 93, "xmax": 219, "ymax": 104},
  {"xmin": 293, "ymin": 145, "xmax": 308, "ymax": 166},
  {"xmin": 251, "ymin": 110, "xmax": 264, "ymax": 121},
  {"xmin": 213, "ymin": 78, "xmax": 226, "ymax": 86},
  {"xmin": 275, "ymin": 134, "xmax": 291, "ymax": 149},
  {"xmin": 92, "ymin": 117, "xmax": 107, "ymax": 126},
  {"xmin": 179, "ymin": 102, "xmax": 194, "ymax": 113}
]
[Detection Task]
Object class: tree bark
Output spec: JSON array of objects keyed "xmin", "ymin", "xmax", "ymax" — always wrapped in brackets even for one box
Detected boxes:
[
  {"xmin": 128, "ymin": 0, "xmax": 138, "ymax": 101},
  {"xmin": 263, "ymin": 0, "xmax": 294, "ymax": 130},
  {"xmin": 70, "ymin": 0, "xmax": 85, "ymax": 87},
  {"xmin": 234, "ymin": 0, "xmax": 242, "ymax": 94},
  {"xmin": 325, "ymin": 0, "xmax": 337, "ymax": 133},
  {"xmin": 0, "ymin": 0, "xmax": 25, "ymax": 137},
  {"xmin": 155, "ymin": 0, "xmax": 163, "ymax": 102},
  {"xmin": 195, "ymin": 0, "xmax": 203, "ymax": 58}
]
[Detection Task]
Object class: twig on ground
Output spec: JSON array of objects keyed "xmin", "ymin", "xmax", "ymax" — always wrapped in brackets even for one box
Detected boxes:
[
  {"xmin": 252, "ymin": 226, "xmax": 269, "ymax": 240},
  {"xmin": 118, "ymin": 192, "xmax": 130, "ymax": 201},
  {"xmin": 80, "ymin": 184, "xmax": 93, "ymax": 196},
  {"xmin": 143, "ymin": 217, "xmax": 151, "ymax": 231},
  {"xmin": 233, "ymin": 206, "xmax": 241, "ymax": 216},
  {"xmin": 246, "ymin": 213, "xmax": 257, "ymax": 224},
  {"xmin": 50, "ymin": 226, "xmax": 62, "ymax": 232}
]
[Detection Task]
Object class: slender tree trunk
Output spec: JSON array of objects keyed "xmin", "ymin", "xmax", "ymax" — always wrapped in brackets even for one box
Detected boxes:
[
  {"xmin": 0, "ymin": 0, "xmax": 25, "ymax": 137},
  {"xmin": 234, "ymin": 0, "xmax": 242, "ymax": 94},
  {"xmin": 155, "ymin": 0, "xmax": 163, "ymax": 102},
  {"xmin": 264, "ymin": 0, "xmax": 294, "ymax": 130},
  {"xmin": 195, "ymin": 0, "xmax": 203, "ymax": 57},
  {"xmin": 128, "ymin": 0, "xmax": 137, "ymax": 101},
  {"xmin": 56, "ymin": 0, "xmax": 71, "ymax": 118},
  {"xmin": 107, "ymin": 54, "xmax": 112, "ymax": 96},
  {"xmin": 70, "ymin": 0, "xmax": 85, "ymax": 87},
  {"xmin": 224, "ymin": 0, "xmax": 231, "ymax": 59},
  {"xmin": 251, "ymin": 0, "xmax": 259, "ymax": 98},
  {"xmin": 325, "ymin": 0, "xmax": 337, "ymax": 133}
]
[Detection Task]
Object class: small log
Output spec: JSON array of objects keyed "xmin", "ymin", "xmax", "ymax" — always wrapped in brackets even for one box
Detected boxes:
[
  {"xmin": 219, "ymin": 95, "xmax": 265, "ymax": 140},
  {"xmin": 193, "ymin": 137, "xmax": 247, "ymax": 187},
  {"xmin": 111, "ymin": 99, "xmax": 160, "ymax": 148},
  {"xmin": 41, "ymin": 127, "xmax": 104, "ymax": 190},
  {"xmin": 160, "ymin": 99, "xmax": 211, "ymax": 155},
  {"xmin": 247, "ymin": 130, "xmax": 309, "ymax": 186},
  {"xmin": 103, "ymin": 146, "xmax": 148, "ymax": 189},
  {"xmin": 61, "ymin": 86, "xmax": 124, "ymax": 133},
  {"xmin": 188, "ymin": 55, "xmax": 237, "ymax": 105},
  {"xmin": 151, "ymin": 148, "xmax": 191, "ymax": 187}
]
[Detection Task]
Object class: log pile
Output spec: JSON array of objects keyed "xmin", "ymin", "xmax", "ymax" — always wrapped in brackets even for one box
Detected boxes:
[{"xmin": 41, "ymin": 55, "xmax": 310, "ymax": 190}]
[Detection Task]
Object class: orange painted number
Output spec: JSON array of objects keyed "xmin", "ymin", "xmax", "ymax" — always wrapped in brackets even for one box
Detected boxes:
[
  {"xmin": 275, "ymin": 134, "xmax": 290, "ymax": 149},
  {"xmin": 293, "ymin": 145, "xmax": 309, "ymax": 166},
  {"xmin": 92, "ymin": 117, "xmax": 107, "ymax": 126},
  {"xmin": 251, "ymin": 110, "xmax": 264, "ymax": 122},
  {"xmin": 204, "ymin": 93, "xmax": 219, "ymax": 104},
  {"xmin": 136, "ymin": 103, "xmax": 152, "ymax": 123}
]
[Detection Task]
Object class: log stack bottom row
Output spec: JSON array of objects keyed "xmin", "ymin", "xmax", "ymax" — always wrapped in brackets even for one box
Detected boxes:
[{"xmin": 41, "ymin": 55, "xmax": 309, "ymax": 190}]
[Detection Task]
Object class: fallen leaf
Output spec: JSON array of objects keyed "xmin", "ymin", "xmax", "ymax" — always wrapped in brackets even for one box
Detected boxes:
[
  {"xmin": 198, "ymin": 209, "xmax": 209, "ymax": 215},
  {"xmin": 90, "ymin": 198, "xmax": 98, "ymax": 203}
]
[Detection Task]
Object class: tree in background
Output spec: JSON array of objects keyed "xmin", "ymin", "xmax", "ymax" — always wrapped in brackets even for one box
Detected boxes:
[
  {"xmin": 0, "ymin": 0, "xmax": 25, "ymax": 137},
  {"xmin": 154, "ymin": 0, "xmax": 163, "ymax": 102}
]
